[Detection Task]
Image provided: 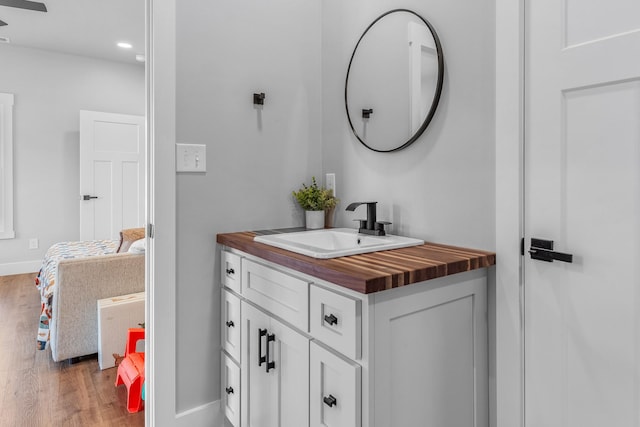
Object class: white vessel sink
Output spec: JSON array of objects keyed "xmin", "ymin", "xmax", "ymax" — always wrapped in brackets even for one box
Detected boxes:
[{"xmin": 253, "ymin": 228, "xmax": 424, "ymax": 259}]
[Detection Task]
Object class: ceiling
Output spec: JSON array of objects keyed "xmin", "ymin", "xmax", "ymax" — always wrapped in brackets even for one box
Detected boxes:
[{"xmin": 0, "ymin": 0, "xmax": 145, "ymax": 65}]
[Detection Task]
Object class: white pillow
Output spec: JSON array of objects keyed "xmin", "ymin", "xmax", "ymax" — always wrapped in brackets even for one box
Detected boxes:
[{"xmin": 128, "ymin": 238, "xmax": 146, "ymax": 254}]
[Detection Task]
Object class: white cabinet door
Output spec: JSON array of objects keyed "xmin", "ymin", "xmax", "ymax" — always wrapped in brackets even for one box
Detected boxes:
[
  {"xmin": 222, "ymin": 353, "xmax": 241, "ymax": 427},
  {"xmin": 372, "ymin": 272, "xmax": 488, "ymax": 427},
  {"xmin": 309, "ymin": 284, "xmax": 361, "ymax": 360},
  {"xmin": 222, "ymin": 251, "xmax": 242, "ymax": 294},
  {"xmin": 222, "ymin": 289, "xmax": 241, "ymax": 363},
  {"xmin": 241, "ymin": 302, "xmax": 309, "ymax": 427},
  {"xmin": 310, "ymin": 341, "xmax": 361, "ymax": 427}
]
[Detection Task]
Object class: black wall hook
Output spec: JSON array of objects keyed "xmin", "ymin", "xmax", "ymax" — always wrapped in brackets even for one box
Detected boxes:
[
  {"xmin": 362, "ymin": 108, "xmax": 373, "ymax": 119},
  {"xmin": 253, "ymin": 92, "xmax": 265, "ymax": 105}
]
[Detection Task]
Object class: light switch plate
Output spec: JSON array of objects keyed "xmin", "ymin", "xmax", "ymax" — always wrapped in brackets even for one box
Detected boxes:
[{"xmin": 176, "ymin": 143, "xmax": 206, "ymax": 173}]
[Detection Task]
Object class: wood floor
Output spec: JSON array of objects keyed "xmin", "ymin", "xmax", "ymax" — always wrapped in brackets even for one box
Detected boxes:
[{"xmin": 0, "ymin": 273, "xmax": 145, "ymax": 427}]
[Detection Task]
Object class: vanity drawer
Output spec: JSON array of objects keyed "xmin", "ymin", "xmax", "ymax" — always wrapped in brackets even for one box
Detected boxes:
[
  {"xmin": 242, "ymin": 258, "xmax": 309, "ymax": 331},
  {"xmin": 222, "ymin": 353, "xmax": 241, "ymax": 427},
  {"xmin": 222, "ymin": 289, "xmax": 241, "ymax": 363},
  {"xmin": 310, "ymin": 341, "xmax": 361, "ymax": 427},
  {"xmin": 221, "ymin": 251, "xmax": 242, "ymax": 293},
  {"xmin": 310, "ymin": 284, "xmax": 361, "ymax": 360}
]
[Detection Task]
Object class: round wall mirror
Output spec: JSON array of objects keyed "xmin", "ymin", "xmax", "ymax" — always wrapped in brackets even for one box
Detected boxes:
[{"xmin": 345, "ymin": 9, "xmax": 444, "ymax": 152}]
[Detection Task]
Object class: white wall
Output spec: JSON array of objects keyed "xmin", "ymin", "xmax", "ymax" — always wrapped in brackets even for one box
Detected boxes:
[
  {"xmin": 175, "ymin": 0, "xmax": 322, "ymax": 412},
  {"xmin": 322, "ymin": 0, "xmax": 495, "ymax": 250},
  {"xmin": 0, "ymin": 44, "xmax": 144, "ymax": 274}
]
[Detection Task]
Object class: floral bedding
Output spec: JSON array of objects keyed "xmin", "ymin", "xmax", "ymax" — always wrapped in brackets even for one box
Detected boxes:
[{"xmin": 35, "ymin": 239, "xmax": 119, "ymax": 350}]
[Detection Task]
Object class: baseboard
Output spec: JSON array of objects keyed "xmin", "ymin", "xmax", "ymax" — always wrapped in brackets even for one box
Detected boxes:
[
  {"xmin": 0, "ymin": 260, "xmax": 41, "ymax": 276},
  {"xmin": 175, "ymin": 399, "xmax": 221, "ymax": 427}
]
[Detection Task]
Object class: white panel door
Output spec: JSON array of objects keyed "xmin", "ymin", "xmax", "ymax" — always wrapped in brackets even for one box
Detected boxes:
[
  {"xmin": 80, "ymin": 110, "xmax": 145, "ymax": 241},
  {"xmin": 525, "ymin": 1, "xmax": 640, "ymax": 426}
]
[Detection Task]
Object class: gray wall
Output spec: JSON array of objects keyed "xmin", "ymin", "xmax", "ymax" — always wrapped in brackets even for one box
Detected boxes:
[
  {"xmin": 175, "ymin": 0, "xmax": 322, "ymax": 411},
  {"xmin": 322, "ymin": 0, "xmax": 496, "ymax": 250},
  {"xmin": 0, "ymin": 44, "xmax": 144, "ymax": 272}
]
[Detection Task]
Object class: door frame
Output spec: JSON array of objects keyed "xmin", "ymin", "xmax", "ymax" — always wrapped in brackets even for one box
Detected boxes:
[
  {"xmin": 495, "ymin": 0, "xmax": 525, "ymax": 426},
  {"xmin": 146, "ymin": 0, "xmax": 178, "ymax": 424},
  {"xmin": 147, "ymin": 0, "xmax": 529, "ymax": 425}
]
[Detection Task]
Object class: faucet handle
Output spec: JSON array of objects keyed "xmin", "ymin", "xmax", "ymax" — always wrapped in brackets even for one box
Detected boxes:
[{"xmin": 375, "ymin": 221, "xmax": 392, "ymax": 236}]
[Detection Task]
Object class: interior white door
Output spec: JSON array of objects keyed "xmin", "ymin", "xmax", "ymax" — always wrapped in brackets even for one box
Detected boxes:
[
  {"xmin": 80, "ymin": 110, "xmax": 145, "ymax": 241},
  {"xmin": 525, "ymin": 2, "xmax": 640, "ymax": 426}
]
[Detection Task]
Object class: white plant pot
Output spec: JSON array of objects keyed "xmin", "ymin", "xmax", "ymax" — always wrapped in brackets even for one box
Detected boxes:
[{"xmin": 305, "ymin": 210, "xmax": 325, "ymax": 229}]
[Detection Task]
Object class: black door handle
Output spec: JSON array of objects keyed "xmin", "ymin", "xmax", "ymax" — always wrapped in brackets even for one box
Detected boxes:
[
  {"xmin": 528, "ymin": 238, "xmax": 573, "ymax": 263},
  {"xmin": 82, "ymin": 195, "xmax": 98, "ymax": 200},
  {"xmin": 226, "ymin": 320, "xmax": 234, "ymax": 328},
  {"xmin": 258, "ymin": 328, "xmax": 267, "ymax": 367},
  {"xmin": 226, "ymin": 268, "xmax": 235, "ymax": 275},
  {"xmin": 225, "ymin": 386, "xmax": 234, "ymax": 395},
  {"xmin": 266, "ymin": 333, "xmax": 276, "ymax": 372}
]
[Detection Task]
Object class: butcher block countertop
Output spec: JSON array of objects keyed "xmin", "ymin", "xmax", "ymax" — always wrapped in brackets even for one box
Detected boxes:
[{"xmin": 217, "ymin": 230, "xmax": 496, "ymax": 294}]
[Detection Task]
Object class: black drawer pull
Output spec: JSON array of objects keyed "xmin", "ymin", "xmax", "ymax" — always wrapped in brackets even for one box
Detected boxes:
[
  {"xmin": 258, "ymin": 328, "xmax": 267, "ymax": 366},
  {"xmin": 225, "ymin": 386, "xmax": 234, "ymax": 395},
  {"xmin": 323, "ymin": 394, "xmax": 337, "ymax": 407},
  {"xmin": 324, "ymin": 313, "xmax": 338, "ymax": 326},
  {"xmin": 226, "ymin": 320, "xmax": 234, "ymax": 328},
  {"xmin": 226, "ymin": 268, "xmax": 235, "ymax": 275},
  {"xmin": 266, "ymin": 333, "xmax": 276, "ymax": 372}
]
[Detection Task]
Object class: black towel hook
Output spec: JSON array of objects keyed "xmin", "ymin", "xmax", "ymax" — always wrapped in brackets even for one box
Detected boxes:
[{"xmin": 253, "ymin": 92, "xmax": 265, "ymax": 105}]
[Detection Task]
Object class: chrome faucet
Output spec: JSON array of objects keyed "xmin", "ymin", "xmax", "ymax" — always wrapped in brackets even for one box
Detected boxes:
[{"xmin": 345, "ymin": 202, "xmax": 391, "ymax": 236}]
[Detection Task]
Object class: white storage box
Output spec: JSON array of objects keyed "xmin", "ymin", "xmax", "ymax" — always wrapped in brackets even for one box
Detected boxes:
[{"xmin": 97, "ymin": 292, "xmax": 145, "ymax": 370}]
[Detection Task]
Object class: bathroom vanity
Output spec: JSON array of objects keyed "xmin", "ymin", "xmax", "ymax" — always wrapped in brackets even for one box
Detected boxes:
[{"xmin": 217, "ymin": 230, "xmax": 495, "ymax": 427}]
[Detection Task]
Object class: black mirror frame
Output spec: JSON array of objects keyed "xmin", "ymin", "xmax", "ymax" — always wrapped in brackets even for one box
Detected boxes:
[{"xmin": 344, "ymin": 9, "xmax": 444, "ymax": 153}]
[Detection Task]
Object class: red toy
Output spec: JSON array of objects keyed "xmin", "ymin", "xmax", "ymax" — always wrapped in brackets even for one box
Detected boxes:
[{"xmin": 115, "ymin": 328, "xmax": 145, "ymax": 413}]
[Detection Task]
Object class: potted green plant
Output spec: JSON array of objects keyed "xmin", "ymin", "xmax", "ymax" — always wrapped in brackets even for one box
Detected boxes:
[{"xmin": 292, "ymin": 177, "xmax": 338, "ymax": 229}]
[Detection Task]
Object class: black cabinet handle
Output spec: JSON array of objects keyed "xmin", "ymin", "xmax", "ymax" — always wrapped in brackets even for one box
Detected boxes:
[
  {"xmin": 266, "ymin": 333, "xmax": 276, "ymax": 372},
  {"xmin": 226, "ymin": 268, "xmax": 235, "ymax": 275},
  {"xmin": 258, "ymin": 328, "xmax": 267, "ymax": 366},
  {"xmin": 225, "ymin": 386, "xmax": 234, "ymax": 395},
  {"xmin": 226, "ymin": 320, "xmax": 234, "ymax": 328},
  {"xmin": 323, "ymin": 395, "xmax": 337, "ymax": 407},
  {"xmin": 324, "ymin": 313, "xmax": 338, "ymax": 326},
  {"xmin": 82, "ymin": 195, "xmax": 98, "ymax": 201}
]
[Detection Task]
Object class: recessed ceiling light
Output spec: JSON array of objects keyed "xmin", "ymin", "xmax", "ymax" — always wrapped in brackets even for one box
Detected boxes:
[
  {"xmin": 135, "ymin": 54, "xmax": 145, "ymax": 63},
  {"xmin": 117, "ymin": 42, "xmax": 133, "ymax": 49}
]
